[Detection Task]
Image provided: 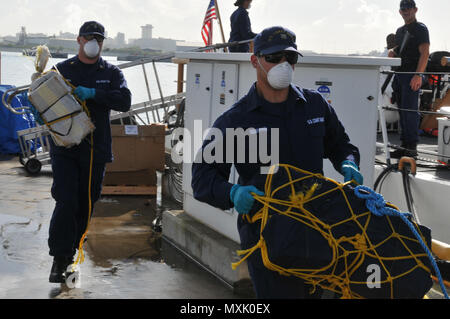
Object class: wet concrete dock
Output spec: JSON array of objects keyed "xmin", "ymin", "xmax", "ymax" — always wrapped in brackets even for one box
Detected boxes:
[{"xmin": 0, "ymin": 155, "xmax": 253, "ymax": 299}]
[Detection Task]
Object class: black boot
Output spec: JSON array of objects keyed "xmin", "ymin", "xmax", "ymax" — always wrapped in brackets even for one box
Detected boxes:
[
  {"xmin": 404, "ymin": 142, "xmax": 418, "ymax": 158},
  {"xmin": 49, "ymin": 256, "xmax": 73, "ymax": 283},
  {"xmin": 390, "ymin": 142, "xmax": 407, "ymax": 159}
]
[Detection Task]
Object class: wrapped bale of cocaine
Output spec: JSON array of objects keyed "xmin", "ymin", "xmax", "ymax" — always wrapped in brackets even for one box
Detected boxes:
[{"xmin": 28, "ymin": 71, "xmax": 94, "ymax": 147}]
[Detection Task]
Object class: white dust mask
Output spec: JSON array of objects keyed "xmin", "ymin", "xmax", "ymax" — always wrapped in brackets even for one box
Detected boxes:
[
  {"xmin": 83, "ymin": 39, "xmax": 100, "ymax": 58},
  {"xmin": 258, "ymin": 59, "xmax": 293, "ymax": 90}
]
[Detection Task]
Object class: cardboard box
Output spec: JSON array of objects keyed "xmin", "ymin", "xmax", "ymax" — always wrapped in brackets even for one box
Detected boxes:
[
  {"xmin": 103, "ymin": 169, "xmax": 157, "ymax": 186},
  {"xmin": 102, "ymin": 124, "xmax": 166, "ymax": 195},
  {"xmin": 106, "ymin": 124, "xmax": 166, "ymax": 172},
  {"xmin": 420, "ymin": 91, "xmax": 450, "ymax": 130}
]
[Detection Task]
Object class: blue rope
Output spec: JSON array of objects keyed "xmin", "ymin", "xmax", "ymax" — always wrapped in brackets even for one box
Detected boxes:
[{"xmin": 354, "ymin": 185, "xmax": 449, "ymax": 299}]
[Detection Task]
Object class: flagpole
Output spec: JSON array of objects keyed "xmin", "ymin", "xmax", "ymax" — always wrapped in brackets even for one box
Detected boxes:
[
  {"xmin": 214, "ymin": 0, "xmax": 228, "ymax": 53},
  {"xmin": 210, "ymin": 22, "xmax": 213, "ymax": 47}
]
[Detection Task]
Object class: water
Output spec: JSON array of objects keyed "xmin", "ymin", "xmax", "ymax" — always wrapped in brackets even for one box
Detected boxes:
[{"xmin": 0, "ymin": 51, "xmax": 179, "ymax": 106}]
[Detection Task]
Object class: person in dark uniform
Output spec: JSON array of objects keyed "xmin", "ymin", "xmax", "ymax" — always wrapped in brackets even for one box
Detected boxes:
[
  {"xmin": 388, "ymin": 0, "xmax": 430, "ymax": 158},
  {"xmin": 191, "ymin": 26, "xmax": 362, "ymax": 298},
  {"xmin": 386, "ymin": 33, "xmax": 396, "ymax": 52},
  {"xmin": 48, "ymin": 21, "xmax": 131, "ymax": 283},
  {"xmin": 229, "ymin": 0, "xmax": 257, "ymax": 52}
]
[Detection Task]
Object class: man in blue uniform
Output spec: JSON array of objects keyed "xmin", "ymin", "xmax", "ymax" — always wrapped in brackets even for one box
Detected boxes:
[
  {"xmin": 48, "ymin": 21, "xmax": 131, "ymax": 283},
  {"xmin": 229, "ymin": 0, "xmax": 257, "ymax": 52},
  {"xmin": 388, "ymin": 0, "xmax": 430, "ymax": 158},
  {"xmin": 192, "ymin": 26, "xmax": 362, "ymax": 298}
]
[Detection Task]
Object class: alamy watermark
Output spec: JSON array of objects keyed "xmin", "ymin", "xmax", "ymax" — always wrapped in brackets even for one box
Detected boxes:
[
  {"xmin": 367, "ymin": 264, "xmax": 381, "ymax": 289},
  {"xmin": 170, "ymin": 120, "xmax": 280, "ymax": 174}
]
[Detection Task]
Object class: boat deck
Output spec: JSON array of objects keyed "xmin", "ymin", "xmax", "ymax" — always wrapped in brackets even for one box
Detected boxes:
[{"xmin": 376, "ymin": 132, "xmax": 450, "ymax": 180}]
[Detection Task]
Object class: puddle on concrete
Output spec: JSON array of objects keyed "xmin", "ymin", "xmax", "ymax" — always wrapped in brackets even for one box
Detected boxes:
[{"xmin": 85, "ymin": 196, "xmax": 162, "ymax": 268}]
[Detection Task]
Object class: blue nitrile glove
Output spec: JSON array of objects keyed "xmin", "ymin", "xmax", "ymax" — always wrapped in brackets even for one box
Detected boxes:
[
  {"xmin": 230, "ymin": 184, "xmax": 264, "ymax": 215},
  {"xmin": 73, "ymin": 86, "xmax": 96, "ymax": 101},
  {"xmin": 341, "ymin": 160, "xmax": 364, "ymax": 185}
]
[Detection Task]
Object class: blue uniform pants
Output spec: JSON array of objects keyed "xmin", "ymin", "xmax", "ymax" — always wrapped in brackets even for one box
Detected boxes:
[
  {"xmin": 229, "ymin": 43, "xmax": 250, "ymax": 53},
  {"xmin": 247, "ymin": 259, "xmax": 323, "ymax": 299},
  {"xmin": 393, "ymin": 74, "xmax": 421, "ymax": 144},
  {"xmin": 48, "ymin": 153, "xmax": 105, "ymax": 257}
]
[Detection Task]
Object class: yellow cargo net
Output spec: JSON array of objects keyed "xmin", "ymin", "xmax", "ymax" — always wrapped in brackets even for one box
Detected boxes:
[{"xmin": 231, "ymin": 164, "xmax": 433, "ymax": 299}]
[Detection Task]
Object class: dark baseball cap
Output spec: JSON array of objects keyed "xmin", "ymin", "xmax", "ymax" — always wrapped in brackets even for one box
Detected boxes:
[
  {"xmin": 400, "ymin": 0, "xmax": 416, "ymax": 10},
  {"xmin": 254, "ymin": 26, "xmax": 303, "ymax": 56},
  {"xmin": 79, "ymin": 21, "xmax": 106, "ymax": 39}
]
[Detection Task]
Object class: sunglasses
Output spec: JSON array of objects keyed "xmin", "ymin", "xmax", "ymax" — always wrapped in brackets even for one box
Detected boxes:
[
  {"xmin": 259, "ymin": 51, "xmax": 299, "ymax": 65},
  {"xmin": 83, "ymin": 35, "xmax": 104, "ymax": 42},
  {"xmin": 400, "ymin": 6, "xmax": 415, "ymax": 11}
]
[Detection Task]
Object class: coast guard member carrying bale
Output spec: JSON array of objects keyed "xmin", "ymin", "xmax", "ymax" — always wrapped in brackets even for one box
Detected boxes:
[
  {"xmin": 191, "ymin": 26, "xmax": 362, "ymax": 298},
  {"xmin": 47, "ymin": 21, "xmax": 131, "ymax": 284}
]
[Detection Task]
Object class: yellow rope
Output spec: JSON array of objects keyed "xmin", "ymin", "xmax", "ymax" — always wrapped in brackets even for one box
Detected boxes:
[
  {"xmin": 65, "ymin": 78, "xmax": 94, "ymax": 269},
  {"xmin": 232, "ymin": 164, "xmax": 432, "ymax": 299},
  {"xmin": 73, "ymin": 131, "xmax": 93, "ymax": 267}
]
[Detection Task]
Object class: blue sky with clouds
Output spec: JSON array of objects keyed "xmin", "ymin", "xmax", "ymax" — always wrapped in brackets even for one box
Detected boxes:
[{"xmin": 1, "ymin": 0, "xmax": 448, "ymax": 54}]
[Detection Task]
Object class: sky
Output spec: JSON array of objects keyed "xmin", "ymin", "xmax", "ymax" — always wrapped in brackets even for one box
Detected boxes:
[{"xmin": 1, "ymin": 0, "xmax": 448, "ymax": 54}]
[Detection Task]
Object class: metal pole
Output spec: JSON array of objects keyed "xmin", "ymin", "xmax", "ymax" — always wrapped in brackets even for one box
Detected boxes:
[
  {"xmin": 177, "ymin": 64, "xmax": 185, "ymax": 95},
  {"xmin": 116, "ymin": 39, "xmax": 254, "ymax": 70},
  {"xmin": 152, "ymin": 61, "xmax": 168, "ymax": 118},
  {"xmin": 141, "ymin": 64, "xmax": 156, "ymax": 124},
  {"xmin": 214, "ymin": 0, "xmax": 228, "ymax": 53},
  {"xmin": 172, "ymin": 57, "xmax": 188, "ymax": 111},
  {"xmin": 378, "ymin": 105, "xmax": 392, "ymax": 166}
]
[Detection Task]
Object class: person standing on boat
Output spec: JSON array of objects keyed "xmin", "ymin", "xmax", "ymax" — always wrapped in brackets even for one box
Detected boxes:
[
  {"xmin": 191, "ymin": 26, "xmax": 362, "ymax": 298},
  {"xmin": 388, "ymin": 0, "xmax": 430, "ymax": 158},
  {"xmin": 228, "ymin": 0, "xmax": 257, "ymax": 52},
  {"xmin": 384, "ymin": 33, "xmax": 397, "ymax": 57},
  {"xmin": 48, "ymin": 21, "xmax": 131, "ymax": 283}
]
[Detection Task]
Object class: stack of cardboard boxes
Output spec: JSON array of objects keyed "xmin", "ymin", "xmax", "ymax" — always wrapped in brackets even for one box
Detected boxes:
[{"xmin": 102, "ymin": 124, "xmax": 166, "ymax": 196}]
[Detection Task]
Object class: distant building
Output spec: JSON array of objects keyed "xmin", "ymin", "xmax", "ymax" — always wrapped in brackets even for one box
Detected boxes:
[
  {"xmin": 129, "ymin": 37, "xmax": 176, "ymax": 52},
  {"xmin": 141, "ymin": 24, "xmax": 153, "ymax": 39},
  {"xmin": 26, "ymin": 36, "xmax": 52, "ymax": 46},
  {"xmin": 176, "ymin": 41, "xmax": 204, "ymax": 51},
  {"xmin": 17, "ymin": 26, "xmax": 27, "ymax": 45},
  {"xmin": 116, "ymin": 32, "xmax": 126, "ymax": 46},
  {"xmin": 58, "ymin": 31, "xmax": 77, "ymax": 39},
  {"xmin": 128, "ymin": 24, "xmax": 178, "ymax": 52},
  {"xmin": 104, "ymin": 32, "xmax": 127, "ymax": 49},
  {"xmin": 48, "ymin": 38, "xmax": 78, "ymax": 50},
  {"xmin": 2, "ymin": 35, "xmax": 18, "ymax": 43}
]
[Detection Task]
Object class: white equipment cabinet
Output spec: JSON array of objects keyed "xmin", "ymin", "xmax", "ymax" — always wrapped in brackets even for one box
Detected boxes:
[
  {"xmin": 438, "ymin": 116, "xmax": 450, "ymax": 164},
  {"xmin": 176, "ymin": 52, "xmax": 400, "ymax": 242}
]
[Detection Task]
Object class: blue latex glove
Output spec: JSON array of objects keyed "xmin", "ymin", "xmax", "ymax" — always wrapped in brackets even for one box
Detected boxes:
[
  {"xmin": 230, "ymin": 184, "xmax": 264, "ymax": 215},
  {"xmin": 341, "ymin": 160, "xmax": 363, "ymax": 185},
  {"xmin": 73, "ymin": 86, "xmax": 96, "ymax": 101}
]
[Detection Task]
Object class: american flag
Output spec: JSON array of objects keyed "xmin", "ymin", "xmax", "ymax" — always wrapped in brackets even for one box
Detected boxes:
[{"xmin": 201, "ymin": 0, "xmax": 217, "ymax": 46}]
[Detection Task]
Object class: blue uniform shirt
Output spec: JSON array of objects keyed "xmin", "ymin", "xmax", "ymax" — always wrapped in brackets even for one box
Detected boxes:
[
  {"xmin": 51, "ymin": 55, "xmax": 131, "ymax": 163},
  {"xmin": 229, "ymin": 7, "xmax": 257, "ymax": 52},
  {"xmin": 394, "ymin": 21, "xmax": 430, "ymax": 72},
  {"xmin": 192, "ymin": 83, "xmax": 360, "ymax": 211}
]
